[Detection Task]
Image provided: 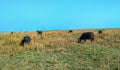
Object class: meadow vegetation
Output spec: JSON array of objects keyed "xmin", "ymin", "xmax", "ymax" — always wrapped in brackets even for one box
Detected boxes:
[{"xmin": 0, "ymin": 29, "xmax": 120, "ymax": 70}]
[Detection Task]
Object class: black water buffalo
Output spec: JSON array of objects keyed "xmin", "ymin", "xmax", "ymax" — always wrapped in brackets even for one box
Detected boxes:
[
  {"xmin": 68, "ymin": 30, "xmax": 73, "ymax": 33},
  {"xmin": 36, "ymin": 30, "xmax": 43, "ymax": 35},
  {"xmin": 98, "ymin": 30, "xmax": 102, "ymax": 34},
  {"xmin": 20, "ymin": 36, "xmax": 31, "ymax": 46},
  {"xmin": 78, "ymin": 32, "xmax": 94, "ymax": 43},
  {"xmin": 11, "ymin": 32, "xmax": 13, "ymax": 34}
]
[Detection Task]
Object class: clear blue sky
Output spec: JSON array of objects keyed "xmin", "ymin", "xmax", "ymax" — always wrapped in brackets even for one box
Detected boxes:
[{"xmin": 0, "ymin": 0, "xmax": 120, "ymax": 32}]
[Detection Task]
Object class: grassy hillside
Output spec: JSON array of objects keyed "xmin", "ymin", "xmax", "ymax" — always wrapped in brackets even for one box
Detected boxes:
[{"xmin": 0, "ymin": 29, "xmax": 120, "ymax": 70}]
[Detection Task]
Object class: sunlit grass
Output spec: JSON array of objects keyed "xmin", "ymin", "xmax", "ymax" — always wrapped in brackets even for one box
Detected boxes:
[{"xmin": 0, "ymin": 29, "xmax": 120, "ymax": 70}]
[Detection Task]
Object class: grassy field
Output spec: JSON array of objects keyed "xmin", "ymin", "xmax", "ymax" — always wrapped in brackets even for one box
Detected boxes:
[{"xmin": 0, "ymin": 29, "xmax": 120, "ymax": 70}]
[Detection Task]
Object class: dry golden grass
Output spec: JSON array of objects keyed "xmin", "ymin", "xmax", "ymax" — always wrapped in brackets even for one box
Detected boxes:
[{"xmin": 0, "ymin": 29, "xmax": 120, "ymax": 54}]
